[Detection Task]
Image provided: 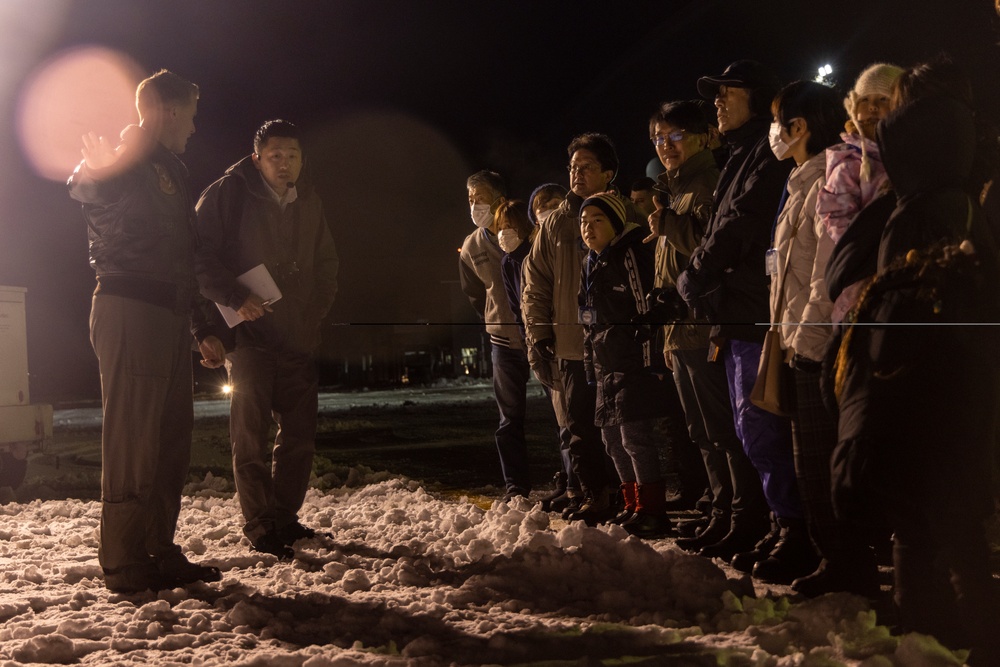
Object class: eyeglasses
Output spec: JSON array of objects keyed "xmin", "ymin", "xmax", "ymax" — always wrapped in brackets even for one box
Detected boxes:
[
  {"xmin": 650, "ymin": 130, "xmax": 686, "ymax": 147},
  {"xmin": 568, "ymin": 162, "xmax": 601, "ymax": 175}
]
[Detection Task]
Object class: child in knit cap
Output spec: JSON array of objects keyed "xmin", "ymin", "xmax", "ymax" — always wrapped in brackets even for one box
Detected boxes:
[
  {"xmin": 817, "ymin": 62, "xmax": 904, "ymax": 322},
  {"xmin": 578, "ymin": 192, "xmax": 674, "ymax": 538}
]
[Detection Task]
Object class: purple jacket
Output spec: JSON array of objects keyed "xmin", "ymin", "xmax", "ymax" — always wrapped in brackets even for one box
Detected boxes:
[{"xmin": 817, "ymin": 132, "xmax": 889, "ymax": 246}]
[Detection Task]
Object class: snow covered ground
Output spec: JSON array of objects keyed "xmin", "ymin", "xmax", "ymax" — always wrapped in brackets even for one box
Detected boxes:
[{"xmin": 0, "ymin": 465, "xmax": 976, "ymax": 666}]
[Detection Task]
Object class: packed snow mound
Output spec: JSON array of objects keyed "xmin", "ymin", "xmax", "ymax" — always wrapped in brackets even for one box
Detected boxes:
[{"xmin": 0, "ymin": 472, "xmax": 973, "ymax": 665}]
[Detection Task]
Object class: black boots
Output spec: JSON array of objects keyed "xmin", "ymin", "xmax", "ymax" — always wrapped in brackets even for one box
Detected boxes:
[
  {"xmin": 730, "ymin": 518, "xmax": 782, "ymax": 573},
  {"xmin": 622, "ymin": 482, "xmax": 675, "ymax": 539},
  {"xmin": 751, "ymin": 517, "xmax": 821, "ymax": 585},
  {"xmin": 565, "ymin": 488, "xmax": 615, "ymax": 526},
  {"xmin": 791, "ymin": 555, "xmax": 880, "ymax": 598},
  {"xmin": 540, "ymin": 471, "xmax": 568, "ymax": 512},
  {"xmin": 697, "ymin": 516, "xmax": 771, "ymax": 561},
  {"xmin": 675, "ymin": 513, "xmax": 731, "ymax": 552}
]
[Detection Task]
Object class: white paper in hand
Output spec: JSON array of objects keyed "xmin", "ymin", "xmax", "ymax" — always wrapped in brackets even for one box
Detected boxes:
[{"xmin": 216, "ymin": 264, "xmax": 282, "ymax": 328}]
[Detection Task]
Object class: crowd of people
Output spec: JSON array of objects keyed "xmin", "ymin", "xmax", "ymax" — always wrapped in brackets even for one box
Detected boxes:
[
  {"xmin": 458, "ymin": 56, "xmax": 1000, "ymax": 664},
  {"xmin": 65, "ymin": 54, "xmax": 999, "ymax": 663}
]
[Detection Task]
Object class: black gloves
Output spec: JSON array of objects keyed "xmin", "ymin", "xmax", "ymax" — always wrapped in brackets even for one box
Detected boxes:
[
  {"xmin": 532, "ymin": 338, "xmax": 556, "ymax": 361},
  {"xmin": 644, "ymin": 287, "xmax": 689, "ymax": 324}
]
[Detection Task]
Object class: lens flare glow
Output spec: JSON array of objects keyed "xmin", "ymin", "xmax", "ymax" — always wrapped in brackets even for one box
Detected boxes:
[{"xmin": 16, "ymin": 45, "xmax": 142, "ymax": 181}]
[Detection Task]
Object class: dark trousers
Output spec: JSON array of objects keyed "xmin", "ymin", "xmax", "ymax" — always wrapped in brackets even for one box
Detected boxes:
[
  {"xmin": 558, "ymin": 358, "xmax": 614, "ymax": 494},
  {"xmin": 673, "ymin": 347, "xmax": 766, "ymax": 523},
  {"xmin": 660, "ymin": 364, "xmax": 708, "ymax": 497},
  {"xmin": 228, "ymin": 347, "xmax": 318, "ymax": 541},
  {"xmin": 491, "ymin": 343, "xmax": 532, "ymax": 493},
  {"xmin": 547, "ymin": 385, "xmax": 580, "ymax": 492},
  {"xmin": 792, "ymin": 364, "xmax": 873, "ymax": 563},
  {"xmin": 90, "ymin": 295, "xmax": 192, "ymax": 571}
]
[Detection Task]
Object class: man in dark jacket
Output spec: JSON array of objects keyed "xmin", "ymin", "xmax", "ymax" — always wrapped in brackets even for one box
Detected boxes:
[
  {"xmin": 68, "ymin": 69, "xmax": 226, "ymax": 593},
  {"xmin": 195, "ymin": 120, "xmax": 339, "ymax": 559},
  {"xmin": 676, "ymin": 61, "xmax": 804, "ymax": 574}
]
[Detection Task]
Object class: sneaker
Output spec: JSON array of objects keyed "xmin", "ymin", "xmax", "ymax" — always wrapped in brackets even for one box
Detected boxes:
[
  {"xmin": 251, "ymin": 530, "xmax": 295, "ymax": 560},
  {"xmin": 277, "ymin": 521, "xmax": 319, "ymax": 544},
  {"xmin": 104, "ymin": 563, "xmax": 173, "ymax": 594},
  {"xmin": 157, "ymin": 554, "xmax": 222, "ymax": 585}
]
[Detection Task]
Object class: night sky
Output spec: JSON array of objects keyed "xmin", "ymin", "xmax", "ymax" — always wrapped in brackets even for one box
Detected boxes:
[{"xmin": 1, "ymin": 0, "xmax": 998, "ymax": 401}]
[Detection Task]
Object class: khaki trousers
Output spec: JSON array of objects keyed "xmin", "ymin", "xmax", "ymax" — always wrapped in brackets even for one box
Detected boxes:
[{"xmin": 90, "ymin": 295, "xmax": 192, "ymax": 571}]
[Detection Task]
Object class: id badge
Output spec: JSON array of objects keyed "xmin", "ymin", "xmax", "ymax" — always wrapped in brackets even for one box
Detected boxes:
[
  {"xmin": 578, "ymin": 307, "xmax": 598, "ymax": 325},
  {"xmin": 765, "ymin": 248, "xmax": 778, "ymax": 276}
]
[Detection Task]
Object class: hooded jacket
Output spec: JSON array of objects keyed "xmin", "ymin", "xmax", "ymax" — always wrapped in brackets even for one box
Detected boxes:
[
  {"xmin": 194, "ymin": 155, "xmax": 339, "ymax": 355},
  {"xmin": 817, "ymin": 132, "xmax": 890, "ymax": 246},
  {"xmin": 68, "ymin": 124, "xmax": 199, "ymax": 312},
  {"xmin": 580, "ymin": 224, "xmax": 668, "ymax": 427},
  {"xmin": 675, "ymin": 116, "xmax": 794, "ymax": 343}
]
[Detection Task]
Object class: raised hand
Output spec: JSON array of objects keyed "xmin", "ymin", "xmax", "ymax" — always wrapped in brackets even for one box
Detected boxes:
[{"xmin": 81, "ymin": 131, "xmax": 124, "ymax": 171}]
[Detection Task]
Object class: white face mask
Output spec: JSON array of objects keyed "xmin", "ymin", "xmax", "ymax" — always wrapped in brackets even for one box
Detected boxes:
[
  {"xmin": 498, "ymin": 228, "xmax": 521, "ymax": 253},
  {"xmin": 471, "ymin": 203, "xmax": 493, "ymax": 228},
  {"xmin": 768, "ymin": 121, "xmax": 800, "ymax": 161}
]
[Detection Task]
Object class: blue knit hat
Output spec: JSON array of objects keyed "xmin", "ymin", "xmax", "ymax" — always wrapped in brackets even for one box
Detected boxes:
[{"xmin": 527, "ymin": 182, "xmax": 566, "ymax": 224}]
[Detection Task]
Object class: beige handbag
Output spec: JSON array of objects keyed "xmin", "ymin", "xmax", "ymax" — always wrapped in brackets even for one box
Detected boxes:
[
  {"xmin": 750, "ymin": 326, "xmax": 794, "ymax": 416},
  {"xmin": 749, "ymin": 218, "xmax": 799, "ymax": 417}
]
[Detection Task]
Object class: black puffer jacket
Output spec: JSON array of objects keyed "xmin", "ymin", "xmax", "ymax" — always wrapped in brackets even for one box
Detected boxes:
[
  {"xmin": 68, "ymin": 125, "xmax": 199, "ymax": 311},
  {"xmin": 675, "ymin": 116, "xmax": 793, "ymax": 343},
  {"xmin": 580, "ymin": 224, "xmax": 669, "ymax": 427},
  {"xmin": 877, "ymin": 95, "xmax": 979, "ymax": 269},
  {"xmin": 195, "ymin": 156, "xmax": 339, "ymax": 355}
]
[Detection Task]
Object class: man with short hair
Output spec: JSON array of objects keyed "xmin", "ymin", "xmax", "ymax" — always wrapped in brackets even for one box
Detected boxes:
[
  {"xmin": 676, "ymin": 60, "xmax": 801, "ymax": 565},
  {"xmin": 522, "ymin": 133, "xmax": 636, "ymax": 524},
  {"xmin": 195, "ymin": 119, "xmax": 339, "ymax": 559},
  {"xmin": 68, "ymin": 69, "xmax": 225, "ymax": 593},
  {"xmin": 629, "ymin": 177, "xmax": 658, "ymax": 220},
  {"xmin": 459, "ymin": 170, "xmax": 532, "ymax": 500}
]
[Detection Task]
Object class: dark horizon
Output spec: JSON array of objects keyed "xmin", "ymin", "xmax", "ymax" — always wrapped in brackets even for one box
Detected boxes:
[{"xmin": 1, "ymin": 0, "xmax": 998, "ymax": 402}]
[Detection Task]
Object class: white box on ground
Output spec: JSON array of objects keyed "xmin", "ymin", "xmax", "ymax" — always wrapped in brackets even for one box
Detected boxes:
[{"xmin": 0, "ymin": 286, "xmax": 29, "ymax": 406}]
